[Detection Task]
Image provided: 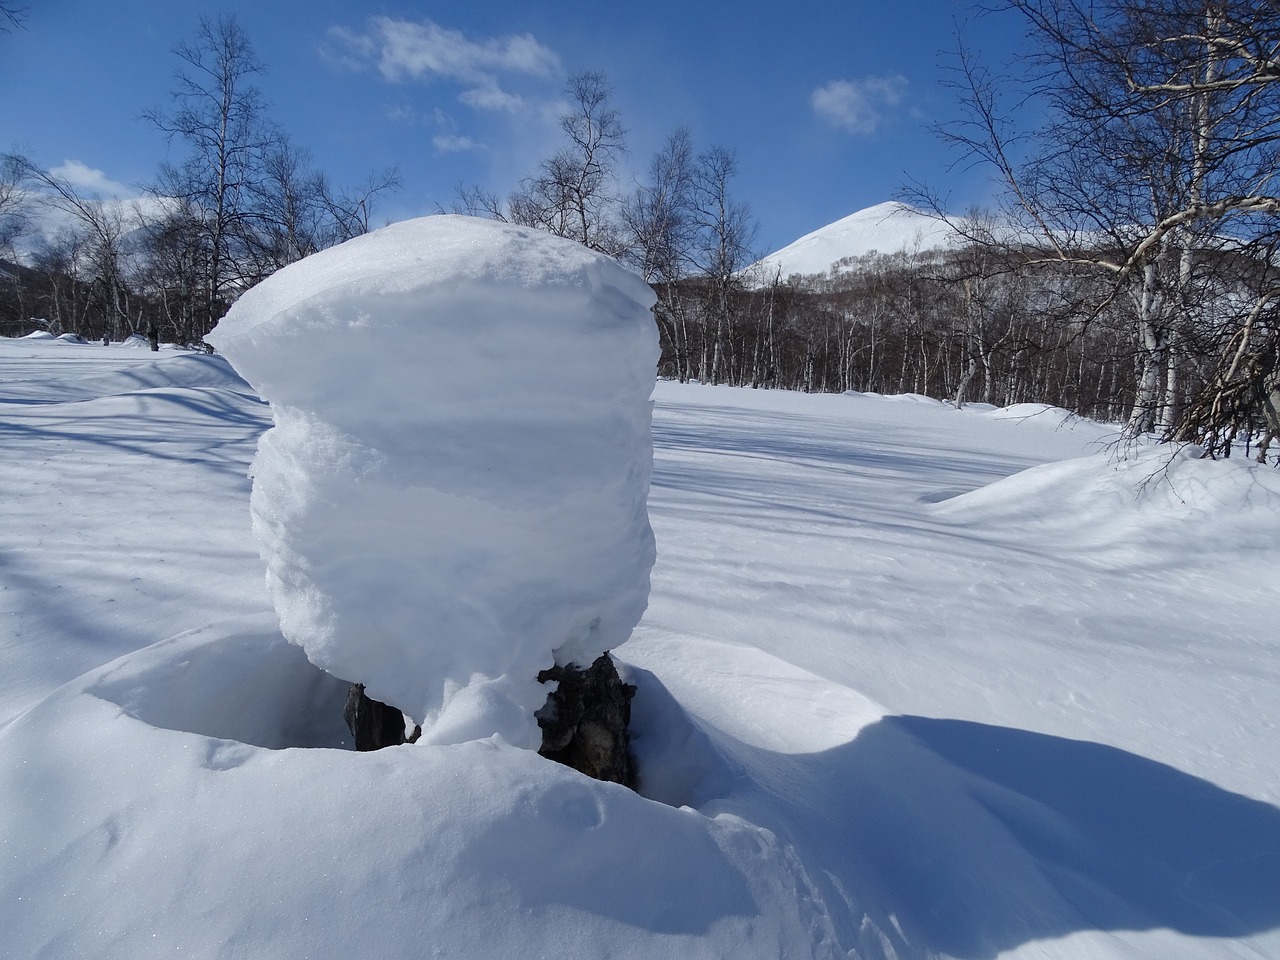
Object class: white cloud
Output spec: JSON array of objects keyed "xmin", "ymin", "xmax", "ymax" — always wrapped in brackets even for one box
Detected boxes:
[
  {"xmin": 48, "ymin": 160, "xmax": 134, "ymax": 200},
  {"xmin": 331, "ymin": 16, "xmax": 560, "ymax": 112},
  {"xmin": 324, "ymin": 26, "xmax": 376, "ymax": 71},
  {"xmin": 458, "ymin": 79, "xmax": 524, "ymax": 113},
  {"xmin": 811, "ymin": 75, "xmax": 908, "ymax": 135},
  {"xmin": 432, "ymin": 134, "xmax": 483, "ymax": 154}
]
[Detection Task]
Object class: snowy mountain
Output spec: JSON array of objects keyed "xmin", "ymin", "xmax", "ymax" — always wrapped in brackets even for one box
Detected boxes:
[
  {"xmin": 3, "ymin": 332, "xmax": 1280, "ymax": 960},
  {"xmin": 753, "ymin": 200, "xmax": 962, "ymax": 280}
]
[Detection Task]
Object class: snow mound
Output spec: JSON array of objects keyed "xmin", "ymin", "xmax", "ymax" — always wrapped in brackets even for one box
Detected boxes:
[
  {"xmin": 932, "ymin": 443, "xmax": 1280, "ymax": 560},
  {"xmin": 0, "ymin": 624, "xmax": 833, "ymax": 960},
  {"xmin": 207, "ymin": 215, "xmax": 660, "ymax": 745},
  {"xmin": 20, "ymin": 330, "xmax": 54, "ymax": 339},
  {"xmin": 83, "ymin": 353, "xmax": 251, "ymax": 393},
  {"xmin": 988, "ymin": 402, "xmax": 1080, "ymax": 425},
  {"xmin": 885, "ymin": 392, "xmax": 944, "ymax": 405},
  {"xmin": 1, "ymin": 353, "xmax": 252, "ymax": 404},
  {"xmin": 85, "ymin": 615, "xmax": 352, "ymax": 749}
]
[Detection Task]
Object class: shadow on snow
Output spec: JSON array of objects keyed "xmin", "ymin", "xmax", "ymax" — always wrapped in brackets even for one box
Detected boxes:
[{"xmin": 717, "ymin": 715, "xmax": 1280, "ymax": 959}]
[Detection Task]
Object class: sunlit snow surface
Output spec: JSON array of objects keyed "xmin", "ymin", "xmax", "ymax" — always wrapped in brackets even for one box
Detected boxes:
[
  {"xmin": 2, "ymin": 337, "xmax": 1279, "ymax": 959},
  {"xmin": 206, "ymin": 216, "xmax": 659, "ymax": 745}
]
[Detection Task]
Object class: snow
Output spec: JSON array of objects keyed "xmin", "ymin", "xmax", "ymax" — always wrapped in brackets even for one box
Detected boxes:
[
  {"xmin": 2, "ymin": 331, "xmax": 1280, "ymax": 959},
  {"xmin": 206, "ymin": 215, "xmax": 659, "ymax": 744},
  {"xmin": 752, "ymin": 201, "xmax": 961, "ymax": 279}
]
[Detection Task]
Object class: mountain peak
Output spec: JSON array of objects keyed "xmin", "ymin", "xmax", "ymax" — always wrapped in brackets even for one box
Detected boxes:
[{"xmin": 753, "ymin": 201, "xmax": 959, "ymax": 280}]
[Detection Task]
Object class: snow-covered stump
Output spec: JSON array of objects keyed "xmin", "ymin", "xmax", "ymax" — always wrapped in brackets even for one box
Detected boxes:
[{"xmin": 208, "ymin": 216, "xmax": 659, "ymax": 767}]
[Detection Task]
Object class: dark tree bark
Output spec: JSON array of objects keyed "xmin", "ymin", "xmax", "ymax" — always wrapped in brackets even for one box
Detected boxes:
[
  {"xmin": 342, "ymin": 683, "xmax": 409, "ymax": 751},
  {"xmin": 536, "ymin": 654, "xmax": 637, "ymax": 789}
]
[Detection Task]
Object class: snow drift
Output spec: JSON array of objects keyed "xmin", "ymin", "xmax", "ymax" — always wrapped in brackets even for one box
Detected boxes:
[{"xmin": 207, "ymin": 216, "xmax": 660, "ymax": 745}]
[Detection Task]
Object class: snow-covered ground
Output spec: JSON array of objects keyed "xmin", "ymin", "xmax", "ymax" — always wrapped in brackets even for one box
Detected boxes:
[{"xmin": 2, "ymin": 336, "xmax": 1278, "ymax": 959}]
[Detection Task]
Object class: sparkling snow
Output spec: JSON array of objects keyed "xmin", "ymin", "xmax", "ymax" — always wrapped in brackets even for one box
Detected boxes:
[{"xmin": 2, "ymin": 333, "xmax": 1279, "ymax": 960}]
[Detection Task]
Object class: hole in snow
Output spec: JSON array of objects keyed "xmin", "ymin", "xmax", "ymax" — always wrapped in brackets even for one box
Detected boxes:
[{"xmin": 87, "ymin": 618, "xmax": 354, "ymax": 750}]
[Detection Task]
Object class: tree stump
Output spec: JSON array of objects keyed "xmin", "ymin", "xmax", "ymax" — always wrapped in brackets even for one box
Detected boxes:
[
  {"xmin": 536, "ymin": 654, "xmax": 637, "ymax": 789},
  {"xmin": 343, "ymin": 683, "xmax": 409, "ymax": 751}
]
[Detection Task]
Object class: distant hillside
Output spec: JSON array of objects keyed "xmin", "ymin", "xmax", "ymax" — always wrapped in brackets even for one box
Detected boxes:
[{"xmin": 753, "ymin": 201, "xmax": 961, "ymax": 280}]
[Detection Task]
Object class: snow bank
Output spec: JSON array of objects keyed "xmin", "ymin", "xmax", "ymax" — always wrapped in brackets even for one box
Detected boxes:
[
  {"xmin": 987, "ymin": 401, "xmax": 1081, "ymax": 425},
  {"xmin": 1, "ymin": 353, "xmax": 252, "ymax": 404},
  {"xmin": 208, "ymin": 216, "xmax": 659, "ymax": 745},
  {"xmin": 6, "ymin": 339, "xmax": 1280, "ymax": 959},
  {"xmin": 932, "ymin": 443, "xmax": 1280, "ymax": 561},
  {"xmin": 0, "ymin": 622, "xmax": 831, "ymax": 960}
]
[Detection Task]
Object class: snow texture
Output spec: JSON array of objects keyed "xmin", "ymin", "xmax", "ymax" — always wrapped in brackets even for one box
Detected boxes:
[
  {"xmin": 2, "ymin": 334, "xmax": 1280, "ymax": 960},
  {"xmin": 207, "ymin": 216, "xmax": 659, "ymax": 744}
]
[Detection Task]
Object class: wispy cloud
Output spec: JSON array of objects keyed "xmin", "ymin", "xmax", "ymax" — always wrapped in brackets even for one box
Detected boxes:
[
  {"xmin": 811, "ymin": 75, "xmax": 908, "ymax": 136},
  {"xmin": 458, "ymin": 79, "xmax": 525, "ymax": 113},
  {"xmin": 381, "ymin": 105, "xmax": 489, "ymax": 154},
  {"xmin": 432, "ymin": 133, "xmax": 483, "ymax": 154},
  {"xmin": 330, "ymin": 16, "xmax": 561, "ymax": 113}
]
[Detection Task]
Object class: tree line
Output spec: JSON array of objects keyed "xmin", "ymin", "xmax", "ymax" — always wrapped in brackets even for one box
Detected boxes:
[
  {"xmin": 640, "ymin": 0, "xmax": 1279, "ymax": 463},
  {"xmin": 445, "ymin": 0, "xmax": 1279, "ymax": 460},
  {"xmin": 930, "ymin": 0, "xmax": 1280, "ymax": 457},
  {"xmin": 659, "ymin": 248, "xmax": 1134, "ymax": 422}
]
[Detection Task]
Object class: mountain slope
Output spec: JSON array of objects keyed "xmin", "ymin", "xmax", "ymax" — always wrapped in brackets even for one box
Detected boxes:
[{"xmin": 753, "ymin": 201, "xmax": 960, "ymax": 279}]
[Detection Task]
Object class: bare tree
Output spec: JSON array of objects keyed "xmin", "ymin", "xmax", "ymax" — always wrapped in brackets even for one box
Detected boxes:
[
  {"xmin": 450, "ymin": 183, "xmax": 508, "ymax": 221},
  {"xmin": 0, "ymin": 2, "xmax": 25, "ymax": 31},
  {"xmin": 508, "ymin": 71, "xmax": 628, "ymax": 255},
  {"xmin": 11, "ymin": 155, "xmax": 138, "ymax": 341},
  {"xmin": 237, "ymin": 137, "xmax": 328, "ymax": 281},
  {"xmin": 145, "ymin": 13, "xmax": 277, "ymax": 333},
  {"xmin": 319, "ymin": 166, "xmax": 402, "ymax": 243},
  {"xmin": 940, "ymin": 0, "xmax": 1280, "ymax": 450},
  {"xmin": 691, "ymin": 145, "xmax": 757, "ymax": 385},
  {"xmin": 137, "ymin": 199, "xmax": 207, "ymax": 345},
  {"xmin": 0, "ymin": 152, "xmax": 30, "ymax": 260},
  {"xmin": 623, "ymin": 127, "xmax": 696, "ymax": 284},
  {"xmin": 622, "ymin": 128, "xmax": 698, "ymax": 379}
]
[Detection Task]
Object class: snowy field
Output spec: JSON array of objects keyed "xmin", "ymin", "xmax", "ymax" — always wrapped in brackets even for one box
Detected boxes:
[{"xmin": 2, "ymin": 335, "xmax": 1279, "ymax": 959}]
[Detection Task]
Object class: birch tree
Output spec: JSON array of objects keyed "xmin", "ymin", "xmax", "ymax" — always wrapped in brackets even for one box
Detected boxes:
[
  {"xmin": 145, "ymin": 13, "xmax": 277, "ymax": 333},
  {"xmin": 946, "ymin": 0, "xmax": 1280, "ymax": 446},
  {"xmin": 508, "ymin": 71, "xmax": 628, "ymax": 255},
  {"xmin": 11, "ymin": 155, "xmax": 137, "ymax": 341},
  {"xmin": 691, "ymin": 146, "xmax": 757, "ymax": 385}
]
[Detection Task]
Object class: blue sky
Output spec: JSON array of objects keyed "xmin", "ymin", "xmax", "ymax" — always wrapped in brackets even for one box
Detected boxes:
[{"xmin": 1, "ymin": 0, "xmax": 1026, "ymax": 256}]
